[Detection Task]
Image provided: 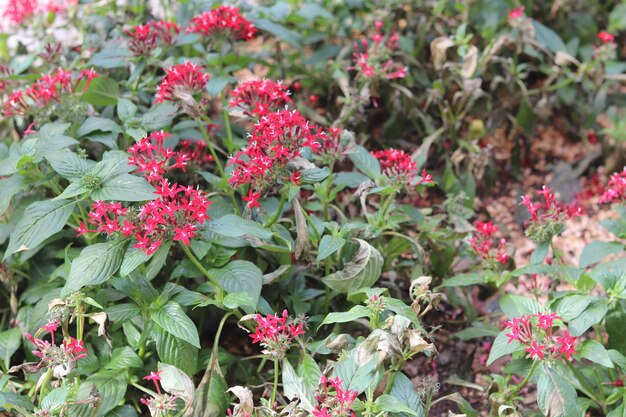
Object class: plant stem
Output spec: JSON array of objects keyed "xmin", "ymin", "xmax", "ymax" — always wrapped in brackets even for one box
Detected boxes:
[
  {"xmin": 550, "ymin": 242, "xmax": 575, "ymax": 283},
  {"xmin": 383, "ymin": 371, "xmax": 397, "ymax": 394},
  {"xmin": 213, "ymin": 312, "xmax": 234, "ymax": 355},
  {"xmin": 567, "ymin": 360, "xmax": 601, "ymax": 403},
  {"xmin": 380, "ymin": 192, "xmax": 397, "ymax": 220},
  {"xmin": 509, "ymin": 360, "xmax": 538, "ymax": 396},
  {"xmin": 271, "ymin": 359, "xmax": 279, "ymax": 406},
  {"xmin": 180, "ymin": 243, "xmax": 224, "ymax": 300},
  {"xmin": 38, "ymin": 368, "xmax": 53, "ymax": 402},
  {"xmin": 264, "ymin": 191, "xmax": 287, "ymax": 228},
  {"xmin": 221, "ymin": 100, "xmax": 235, "ymax": 153},
  {"xmin": 195, "ymin": 118, "xmax": 225, "ymax": 177}
]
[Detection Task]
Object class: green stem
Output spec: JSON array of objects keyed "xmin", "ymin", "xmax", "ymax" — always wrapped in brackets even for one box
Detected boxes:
[
  {"xmin": 137, "ymin": 319, "xmax": 152, "ymax": 359},
  {"xmin": 271, "ymin": 359, "xmax": 279, "ymax": 406},
  {"xmin": 264, "ymin": 191, "xmax": 287, "ymax": 228},
  {"xmin": 567, "ymin": 361, "xmax": 601, "ymax": 403},
  {"xmin": 221, "ymin": 101, "xmax": 235, "ymax": 153},
  {"xmin": 195, "ymin": 118, "xmax": 225, "ymax": 177},
  {"xmin": 509, "ymin": 360, "xmax": 538, "ymax": 396},
  {"xmin": 384, "ymin": 371, "xmax": 397, "ymax": 394},
  {"xmin": 550, "ymin": 242, "xmax": 575, "ymax": 283},
  {"xmin": 213, "ymin": 312, "xmax": 234, "ymax": 354},
  {"xmin": 380, "ymin": 192, "xmax": 397, "ymax": 219},
  {"xmin": 299, "ymin": 207, "xmax": 320, "ymax": 244},
  {"xmin": 38, "ymin": 368, "xmax": 53, "ymax": 403},
  {"xmin": 180, "ymin": 243, "xmax": 224, "ymax": 300}
]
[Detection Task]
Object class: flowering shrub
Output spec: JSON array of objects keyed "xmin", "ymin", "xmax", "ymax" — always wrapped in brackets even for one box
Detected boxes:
[{"xmin": 0, "ymin": 1, "xmax": 625, "ymax": 417}]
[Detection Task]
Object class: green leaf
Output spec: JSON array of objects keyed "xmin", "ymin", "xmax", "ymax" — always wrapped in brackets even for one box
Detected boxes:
[
  {"xmin": 87, "ymin": 40, "xmax": 132, "ymax": 69},
  {"xmin": 579, "ymin": 241, "xmax": 624, "ymax": 268},
  {"xmin": 297, "ymin": 354, "xmax": 322, "ymax": 393},
  {"xmin": 569, "ymin": 301, "xmax": 608, "ymax": 337},
  {"xmin": 607, "ymin": 309, "xmax": 626, "ymax": 356},
  {"xmin": 0, "ymin": 327, "xmax": 21, "ymax": 369},
  {"xmin": 153, "ymin": 324, "xmax": 198, "ymax": 375},
  {"xmin": 106, "ymin": 347, "xmax": 143, "ymax": 370},
  {"xmin": 117, "ymin": 99, "xmax": 137, "ymax": 121},
  {"xmin": 577, "ymin": 340, "xmax": 613, "ymax": 368},
  {"xmin": 119, "ymin": 245, "xmax": 151, "ymax": 277},
  {"xmin": 530, "ymin": 241, "xmax": 550, "ymax": 264},
  {"xmin": 282, "ymin": 359, "xmax": 315, "ymax": 411},
  {"xmin": 158, "ymin": 362, "xmax": 195, "ymax": 405},
  {"xmin": 0, "ymin": 175, "xmax": 23, "ymax": 217},
  {"xmin": 91, "ymin": 174, "xmax": 156, "ymax": 202},
  {"xmin": 316, "ymin": 235, "xmax": 346, "ymax": 263},
  {"xmin": 301, "ymin": 167, "xmax": 330, "ymax": 184},
  {"xmin": 322, "ymin": 239, "xmax": 383, "ymax": 293},
  {"xmin": 348, "ymin": 146, "xmax": 381, "ymax": 180},
  {"xmin": 532, "ymin": 21, "xmax": 566, "ymax": 53},
  {"xmin": 223, "ymin": 292, "xmax": 256, "ymax": 310},
  {"xmin": 320, "ymin": 305, "xmax": 369, "ymax": 327},
  {"xmin": 499, "ymin": 294, "xmax": 541, "ymax": 318},
  {"xmin": 192, "ymin": 350, "xmax": 227, "ymax": 417},
  {"xmin": 537, "ymin": 364, "xmax": 582, "ymax": 417},
  {"xmin": 152, "ymin": 301, "xmax": 201, "ymax": 348},
  {"xmin": 205, "ymin": 76, "xmax": 236, "ymax": 97},
  {"xmin": 554, "ymin": 295, "xmax": 596, "ymax": 321},
  {"xmin": 210, "ymin": 261, "xmax": 263, "ymax": 307},
  {"xmin": 85, "ymin": 370, "xmax": 128, "ymax": 417},
  {"xmin": 609, "ymin": 3, "xmax": 626, "ymax": 32},
  {"xmin": 5, "ymin": 199, "xmax": 76, "ymax": 258},
  {"xmin": 41, "ymin": 387, "xmax": 69, "ymax": 412},
  {"xmin": 375, "ymin": 394, "xmax": 422, "ymax": 416},
  {"xmin": 333, "ymin": 354, "xmax": 378, "ymax": 394},
  {"xmin": 81, "ymin": 77, "xmax": 120, "ymax": 106},
  {"xmin": 453, "ymin": 323, "xmax": 501, "ymax": 340},
  {"xmin": 140, "ymin": 103, "xmax": 178, "ymax": 131},
  {"xmin": 250, "ymin": 18, "xmax": 302, "ymax": 49},
  {"xmin": 207, "ymin": 214, "xmax": 273, "ymax": 240},
  {"xmin": 389, "ymin": 372, "xmax": 424, "ymax": 417},
  {"xmin": 61, "ymin": 240, "xmax": 128, "ymax": 296},
  {"xmin": 46, "ymin": 151, "xmax": 95, "ymax": 180},
  {"xmin": 77, "ymin": 117, "xmax": 122, "ymax": 137},
  {"xmin": 486, "ymin": 330, "xmax": 520, "ymax": 366},
  {"xmin": 437, "ymin": 273, "xmax": 484, "ymax": 288}
]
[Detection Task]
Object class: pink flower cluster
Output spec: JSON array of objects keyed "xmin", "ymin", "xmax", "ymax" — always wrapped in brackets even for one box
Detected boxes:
[
  {"xmin": 125, "ymin": 20, "xmax": 180, "ymax": 57},
  {"xmin": 140, "ymin": 371, "xmax": 179, "ymax": 415},
  {"xmin": 2, "ymin": 0, "xmax": 76, "ymax": 26},
  {"xmin": 178, "ymin": 139, "xmax": 215, "ymax": 167},
  {"xmin": 600, "ymin": 167, "xmax": 626, "ymax": 204},
  {"xmin": 229, "ymin": 79, "xmax": 292, "ymax": 118},
  {"xmin": 155, "ymin": 61, "xmax": 209, "ymax": 105},
  {"xmin": 228, "ymin": 109, "xmax": 326, "ymax": 194},
  {"xmin": 128, "ymin": 131, "xmax": 191, "ymax": 182},
  {"xmin": 505, "ymin": 313, "xmax": 577, "ymax": 361},
  {"xmin": 24, "ymin": 321, "xmax": 87, "ymax": 374},
  {"xmin": 520, "ymin": 186, "xmax": 582, "ymax": 241},
  {"xmin": 312, "ymin": 376, "xmax": 358, "ymax": 417},
  {"xmin": 594, "ymin": 30, "xmax": 617, "ymax": 60},
  {"xmin": 352, "ymin": 21, "xmax": 406, "ymax": 80},
  {"xmin": 79, "ymin": 183, "xmax": 211, "ymax": 255},
  {"xmin": 3, "ymin": 68, "xmax": 99, "ymax": 116},
  {"xmin": 372, "ymin": 148, "xmax": 432, "ymax": 190},
  {"xmin": 598, "ymin": 31, "xmax": 615, "ymax": 44},
  {"xmin": 470, "ymin": 221, "xmax": 509, "ymax": 265},
  {"xmin": 249, "ymin": 310, "xmax": 305, "ymax": 358},
  {"xmin": 186, "ymin": 5, "xmax": 257, "ymax": 41}
]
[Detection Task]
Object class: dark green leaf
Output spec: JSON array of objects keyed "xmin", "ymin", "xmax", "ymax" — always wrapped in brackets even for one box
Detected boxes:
[{"xmin": 152, "ymin": 301, "xmax": 201, "ymax": 348}]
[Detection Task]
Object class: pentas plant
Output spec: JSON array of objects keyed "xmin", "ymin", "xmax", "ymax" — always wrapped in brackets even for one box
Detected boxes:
[
  {"xmin": 186, "ymin": 5, "xmax": 257, "ymax": 42},
  {"xmin": 3, "ymin": 68, "xmax": 98, "ymax": 118},
  {"xmin": 594, "ymin": 30, "xmax": 617, "ymax": 61},
  {"xmin": 128, "ymin": 130, "xmax": 191, "ymax": 182},
  {"xmin": 351, "ymin": 20, "xmax": 406, "ymax": 80},
  {"xmin": 229, "ymin": 79, "xmax": 292, "ymax": 118},
  {"xmin": 469, "ymin": 220, "xmax": 509, "ymax": 266},
  {"xmin": 140, "ymin": 371, "xmax": 180, "ymax": 417},
  {"xmin": 313, "ymin": 376, "xmax": 358, "ymax": 417},
  {"xmin": 2, "ymin": 0, "xmax": 76, "ymax": 25},
  {"xmin": 504, "ymin": 312, "xmax": 577, "ymax": 362},
  {"xmin": 125, "ymin": 20, "xmax": 180, "ymax": 58},
  {"xmin": 229, "ymin": 109, "xmax": 327, "ymax": 200},
  {"xmin": 373, "ymin": 148, "xmax": 432, "ymax": 192},
  {"xmin": 155, "ymin": 61, "xmax": 209, "ymax": 115},
  {"xmin": 24, "ymin": 321, "xmax": 87, "ymax": 378},
  {"xmin": 600, "ymin": 167, "xmax": 626, "ymax": 203},
  {"xmin": 520, "ymin": 185, "xmax": 582, "ymax": 242},
  {"xmin": 247, "ymin": 310, "xmax": 305, "ymax": 359}
]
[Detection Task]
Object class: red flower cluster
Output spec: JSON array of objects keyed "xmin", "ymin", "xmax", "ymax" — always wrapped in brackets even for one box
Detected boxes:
[
  {"xmin": 128, "ymin": 131, "xmax": 191, "ymax": 182},
  {"xmin": 508, "ymin": 6, "xmax": 525, "ymax": 21},
  {"xmin": 312, "ymin": 376, "xmax": 358, "ymax": 417},
  {"xmin": 178, "ymin": 139, "xmax": 215, "ymax": 166},
  {"xmin": 598, "ymin": 31, "xmax": 615, "ymax": 44},
  {"xmin": 3, "ymin": 68, "xmax": 99, "ymax": 116},
  {"xmin": 470, "ymin": 221, "xmax": 509, "ymax": 265},
  {"xmin": 505, "ymin": 313, "xmax": 577, "ymax": 361},
  {"xmin": 372, "ymin": 148, "xmax": 432, "ymax": 190},
  {"xmin": 24, "ymin": 321, "xmax": 87, "ymax": 376},
  {"xmin": 249, "ymin": 310, "xmax": 305, "ymax": 358},
  {"xmin": 2, "ymin": 0, "xmax": 35, "ymax": 25},
  {"xmin": 229, "ymin": 79, "xmax": 292, "ymax": 117},
  {"xmin": 186, "ymin": 6, "xmax": 256, "ymax": 41},
  {"xmin": 352, "ymin": 21, "xmax": 406, "ymax": 80},
  {"xmin": 520, "ymin": 186, "xmax": 582, "ymax": 242},
  {"xmin": 228, "ymin": 109, "xmax": 326, "ymax": 192},
  {"xmin": 600, "ymin": 168, "xmax": 626, "ymax": 204},
  {"xmin": 155, "ymin": 61, "xmax": 209, "ymax": 105},
  {"xmin": 125, "ymin": 20, "xmax": 180, "ymax": 57},
  {"xmin": 140, "ymin": 370, "xmax": 179, "ymax": 415},
  {"xmin": 79, "ymin": 184, "xmax": 211, "ymax": 255}
]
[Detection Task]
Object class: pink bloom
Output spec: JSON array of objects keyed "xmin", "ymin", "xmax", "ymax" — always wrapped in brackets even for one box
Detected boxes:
[
  {"xmin": 508, "ymin": 6, "xmax": 525, "ymax": 20},
  {"xmin": 598, "ymin": 31, "xmax": 615, "ymax": 44},
  {"xmin": 155, "ymin": 61, "xmax": 209, "ymax": 105},
  {"xmin": 186, "ymin": 6, "xmax": 256, "ymax": 41},
  {"xmin": 144, "ymin": 370, "xmax": 162, "ymax": 394},
  {"xmin": 229, "ymin": 79, "xmax": 292, "ymax": 117},
  {"xmin": 525, "ymin": 341, "xmax": 546, "ymax": 360}
]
